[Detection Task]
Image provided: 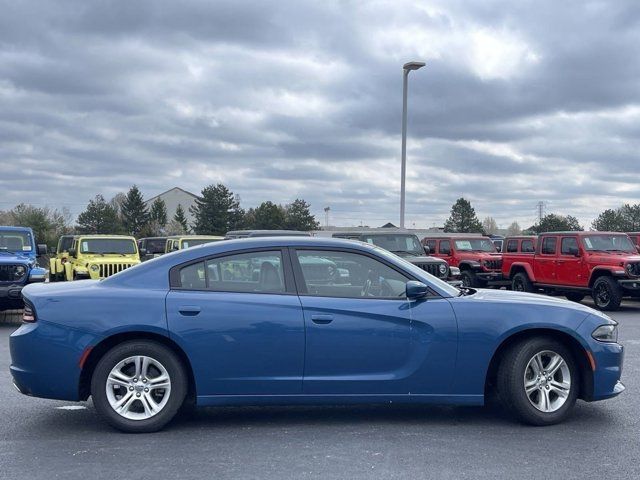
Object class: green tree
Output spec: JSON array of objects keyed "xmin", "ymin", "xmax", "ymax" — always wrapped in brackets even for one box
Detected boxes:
[
  {"xmin": 620, "ymin": 204, "xmax": 640, "ymax": 231},
  {"xmin": 121, "ymin": 185, "xmax": 149, "ymax": 236},
  {"xmin": 174, "ymin": 204, "xmax": 189, "ymax": 233},
  {"xmin": 592, "ymin": 209, "xmax": 626, "ymax": 232},
  {"xmin": 506, "ymin": 221, "xmax": 522, "ymax": 236},
  {"xmin": 76, "ymin": 195, "xmax": 122, "ymax": 234},
  {"xmin": 190, "ymin": 184, "xmax": 244, "ymax": 235},
  {"xmin": 252, "ymin": 201, "xmax": 286, "ymax": 229},
  {"xmin": 443, "ymin": 198, "xmax": 484, "ymax": 233},
  {"xmin": 6, "ymin": 204, "xmax": 72, "ymax": 248},
  {"xmin": 284, "ymin": 199, "xmax": 320, "ymax": 231},
  {"xmin": 150, "ymin": 198, "xmax": 168, "ymax": 228},
  {"xmin": 482, "ymin": 216, "xmax": 498, "ymax": 235},
  {"xmin": 527, "ymin": 214, "xmax": 583, "ymax": 234}
]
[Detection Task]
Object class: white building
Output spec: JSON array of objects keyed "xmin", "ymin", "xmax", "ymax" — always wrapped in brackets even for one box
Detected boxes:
[{"xmin": 145, "ymin": 187, "xmax": 198, "ymax": 226}]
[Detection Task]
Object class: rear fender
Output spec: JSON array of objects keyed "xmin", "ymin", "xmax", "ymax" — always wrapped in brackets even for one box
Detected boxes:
[{"xmin": 509, "ymin": 262, "xmax": 535, "ymax": 282}]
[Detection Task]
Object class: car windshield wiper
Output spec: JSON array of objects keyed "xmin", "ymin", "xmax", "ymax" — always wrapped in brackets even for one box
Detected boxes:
[{"xmin": 606, "ymin": 249, "xmax": 633, "ymax": 253}]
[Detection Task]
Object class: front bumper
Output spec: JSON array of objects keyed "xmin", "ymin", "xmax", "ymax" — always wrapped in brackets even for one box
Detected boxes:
[
  {"xmin": 0, "ymin": 284, "xmax": 25, "ymax": 300},
  {"xmin": 618, "ymin": 278, "xmax": 640, "ymax": 292}
]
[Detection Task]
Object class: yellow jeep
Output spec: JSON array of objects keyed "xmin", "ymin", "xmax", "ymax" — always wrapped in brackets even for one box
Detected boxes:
[
  {"xmin": 64, "ymin": 235, "xmax": 140, "ymax": 280},
  {"xmin": 164, "ymin": 235, "xmax": 225, "ymax": 253},
  {"xmin": 49, "ymin": 235, "xmax": 76, "ymax": 281}
]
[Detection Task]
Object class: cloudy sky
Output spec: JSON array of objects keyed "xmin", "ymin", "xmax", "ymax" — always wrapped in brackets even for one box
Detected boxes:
[{"xmin": 1, "ymin": 0, "xmax": 639, "ymax": 229}]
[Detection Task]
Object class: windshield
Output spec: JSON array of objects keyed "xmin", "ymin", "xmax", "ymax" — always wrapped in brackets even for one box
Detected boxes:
[
  {"xmin": 0, "ymin": 230, "xmax": 33, "ymax": 253},
  {"xmin": 582, "ymin": 235, "xmax": 636, "ymax": 253},
  {"xmin": 181, "ymin": 238, "xmax": 223, "ymax": 249},
  {"xmin": 360, "ymin": 234, "xmax": 424, "ymax": 255},
  {"xmin": 145, "ymin": 238, "xmax": 166, "ymax": 254},
  {"xmin": 80, "ymin": 238, "xmax": 137, "ymax": 255},
  {"xmin": 454, "ymin": 238, "xmax": 496, "ymax": 252}
]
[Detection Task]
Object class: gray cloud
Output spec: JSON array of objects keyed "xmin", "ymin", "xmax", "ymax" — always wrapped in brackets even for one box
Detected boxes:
[{"xmin": 1, "ymin": 0, "xmax": 639, "ymax": 230}]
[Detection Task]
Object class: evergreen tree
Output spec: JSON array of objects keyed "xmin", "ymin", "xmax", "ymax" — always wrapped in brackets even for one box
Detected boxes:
[
  {"xmin": 121, "ymin": 185, "xmax": 149, "ymax": 236},
  {"xmin": 284, "ymin": 199, "xmax": 320, "ymax": 231},
  {"xmin": 443, "ymin": 198, "xmax": 484, "ymax": 233},
  {"xmin": 252, "ymin": 201, "xmax": 286, "ymax": 229},
  {"xmin": 190, "ymin": 184, "xmax": 244, "ymax": 235},
  {"xmin": 592, "ymin": 209, "xmax": 625, "ymax": 231},
  {"xmin": 174, "ymin": 204, "xmax": 189, "ymax": 233},
  {"xmin": 77, "ymin": 195, "xmax": 122, "ymax": 234},
  {"xmin": 150, "ymin": 198, "xmax": 168, "ymax": 228},
  {"xmin": 527, "ymin": 214, "xmax": 583, "ymax": 234}
]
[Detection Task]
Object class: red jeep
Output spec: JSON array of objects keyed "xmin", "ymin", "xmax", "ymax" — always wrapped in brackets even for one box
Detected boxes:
[
  {"xmin": 502, "ymin": 231, "xmax": 640, "ymax": 310},
  {"xmin": 422, "ymin": 235, "xmax": 504, "ymax": 288}
]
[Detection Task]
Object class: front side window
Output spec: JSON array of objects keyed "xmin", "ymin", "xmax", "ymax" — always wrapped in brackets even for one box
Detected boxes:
[
  {"xmin": 145, "ymin": 238, "xmax": 166, "ymax": 254},
  {"xmin": 506, "ymin": 240, "xmax": 518, "ymax": 253},
  {"xmin": 295, "ymin": 250, "xmax": 409, "ymax": 298},
  {"xmin": 561, "ymin": 237, "xmax": 579, "ymax": 255},
  {"xmin": 541, "ymin": 237, "xmax": 557, "ymax": 255}
]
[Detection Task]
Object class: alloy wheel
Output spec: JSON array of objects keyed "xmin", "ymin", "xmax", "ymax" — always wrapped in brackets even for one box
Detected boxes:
[
  {"xmin": 105, "ymin": 355, "xmax": 172, "ymax": 420},
  {"xmin": 523, "ymin": 350, "xmax": 571, "ymax": 413},
  {"xmin": 595, "ymin": 283, "xmax": 610, "ymax": 307}
]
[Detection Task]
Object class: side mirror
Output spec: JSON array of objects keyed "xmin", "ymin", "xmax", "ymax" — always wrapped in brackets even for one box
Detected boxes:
[
  {"xmin": 68, "ymin": 248, "xmax": 77, "ymax": 257},
  {"xmin": 36, "ymin": 244, "xmax": 48, "ymax": 256},
  {"xmin": 495, "ymin": 245, "xmax": 502, "ymax": 253},
  {"xmin": 423, "ymin": 246, "xmax": 431, "ymax": 255},
  {"xmin": 140, "ymin": 248, "xmax": 147, "ymax": 257},
  {"xmin": 568, "ymin": 246, "xmax": 580, "ymax": 257},
  {"xmin": 406, "ymin": 281, "xmax": 429, "ymax": 300},
  {"xmin": 28, "ymin": 267, "xmax": 47, "ymax": 283}
]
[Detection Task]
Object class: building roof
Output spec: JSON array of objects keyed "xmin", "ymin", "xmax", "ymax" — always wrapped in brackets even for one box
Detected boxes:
[{"xmin": 145, "ymin": 187, "xmax": 198, "ymax": 204}]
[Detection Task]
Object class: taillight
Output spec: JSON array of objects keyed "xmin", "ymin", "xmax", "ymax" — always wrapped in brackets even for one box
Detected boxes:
[{"xmin": 22, "ymin": 304, "xmax": 36, "ymax": 323}]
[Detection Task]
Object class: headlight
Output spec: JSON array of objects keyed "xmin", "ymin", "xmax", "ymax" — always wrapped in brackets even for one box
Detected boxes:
[
  {"xmin": 14, "ymin": 265, "xmax": 26, "ymax": 277},
  {"xmin": 592, "ymin": 324, "xmax": 618, "ymax": 343},
  {"xmin": 90, "ymin": 264, "xmax": 100, "ymax": 272},
  {"xmin": 439, "ymin": 264, "xmax": 448, "ymax": 275}
]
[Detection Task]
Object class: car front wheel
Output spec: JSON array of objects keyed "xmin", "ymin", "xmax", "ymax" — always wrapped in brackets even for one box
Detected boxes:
[
  {"xmin": 592, "ymin": 276, "xmax": 623, "ymax": 311},
  {"xmin": 497, "ymin": 337, "xmax": 578, "ymax": 425},
  {"xmin": 91, "ymin": 341, "xmax": 187, "ymax": 433}
]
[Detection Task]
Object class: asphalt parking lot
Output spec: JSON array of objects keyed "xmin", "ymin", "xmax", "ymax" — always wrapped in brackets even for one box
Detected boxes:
[{"xmin": 1, "ymin": 300, "xmax": 639, "ymax": 480}]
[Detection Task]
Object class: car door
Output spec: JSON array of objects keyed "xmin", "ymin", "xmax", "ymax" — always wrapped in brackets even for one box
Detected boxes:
[
  {"xmin": 556, "ymin": 236, "xmax": 586, "ymax": 286},
  {"xmin": 536, "ymin": 236, "xmax": 558, "ymax": 283},
  {"xmin": 166, "ymin": 248, "xmax": 305, "ymax": 396},
  {"xmin": 438, "ymin": 240, "xmax": 455, "ymax": 266},
  {"xmin": 291, "ymin": 247, "xmax": 456, "ymax": 395}
]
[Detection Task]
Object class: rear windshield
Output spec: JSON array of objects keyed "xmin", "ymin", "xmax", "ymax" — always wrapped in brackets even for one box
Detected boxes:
[
  {"xmin": 80, "ymin": 239, "xmax": 137, "ymax": 255},
  {"xmin": 0, "ymin": 230, "xmax": 32, "ymax": 252},
  {"xmin": 453, "ymin": 238, "xmax": 496, "ymax": 252},
  {"xmin": 582, "ymin": 235, "xmax": 636, "ymax": 253}
]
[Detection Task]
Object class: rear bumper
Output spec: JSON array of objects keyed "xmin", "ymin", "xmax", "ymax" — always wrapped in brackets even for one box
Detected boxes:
[{"xmin": 10, "ymin": 321, "xmax": 92, "ymax": 401}]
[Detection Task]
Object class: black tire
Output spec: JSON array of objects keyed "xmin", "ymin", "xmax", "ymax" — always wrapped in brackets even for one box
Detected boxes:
[
  {"xmin": 565, "ymin": 292, "xmax": 585, "ymax": 303},
  {"xmin": 591, "ymin": 276, "xmax": 623, "ymax": 311},
  {"xmin": 497, "ymin": 337, "xmax": 578, "ymax": 426},
  {"xmin": 512, "ymin": 272, "xmax": 534, "ymax": 292},
  {"xmin": 91, "ymin": 340, "xmax": 187, "ymax": 433},
  {"xmin": 461, "ymin": 270, "xmax": 485, "ymax": 288}
]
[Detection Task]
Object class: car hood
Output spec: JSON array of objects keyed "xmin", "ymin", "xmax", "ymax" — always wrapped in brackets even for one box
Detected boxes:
[
  {"xmin": 0, "ymin": 254, "xmax": 34, "ymax": 265},
  {"xmin": 463, "ymin": 288, "xmax": 596, "ymax": 315},
  {"xmin": 395, "ymin": 253, "xmax": 446, "ymax": 264},
  {"xmin": 585, "ymin": 252, "xmax": 640, "ymax": 264}
]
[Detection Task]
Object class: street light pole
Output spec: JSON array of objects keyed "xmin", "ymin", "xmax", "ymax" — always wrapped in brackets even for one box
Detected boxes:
[{"xmin": 400, "ymin": 61, "xmax": 425, "ymax": 229}]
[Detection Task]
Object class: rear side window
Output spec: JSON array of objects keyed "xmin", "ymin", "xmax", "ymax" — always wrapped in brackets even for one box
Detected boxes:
[
  {"xmin": 439, "ymin": 240, "xmax": 451, "ymax": 255},
  {"xmin": 180, "ymin": 262, "xmax": 206, "ymax": 289},
  {"xmin": 521, "ymin": 240, "xmax": 535, "ymax": 253},
  {"xmin": 541, "ymin": 237, "xmax": 557, "ymax": 255},
  {"xmin": 506, "ymin": 240, "xmax": 518, "ymax": 253}
]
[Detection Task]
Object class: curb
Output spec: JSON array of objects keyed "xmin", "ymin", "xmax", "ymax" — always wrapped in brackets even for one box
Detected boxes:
[{"xmin": 0, "ymin": 310, "xmax": 22, "ymax": 325}]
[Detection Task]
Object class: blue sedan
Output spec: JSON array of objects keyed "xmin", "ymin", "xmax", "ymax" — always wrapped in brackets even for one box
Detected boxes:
[{"xmin": 10, "ymin": 237, "xmax": 624, "ymax": 432}]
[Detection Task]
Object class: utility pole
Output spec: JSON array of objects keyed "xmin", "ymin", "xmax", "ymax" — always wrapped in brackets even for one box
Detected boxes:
[
  {"xmin": 324, "ymin": 206, "xmax": 330, "ymax": 228},
  {"xmin": 536, "ymin": 201, "xmax": 546, "ymax": 223}
]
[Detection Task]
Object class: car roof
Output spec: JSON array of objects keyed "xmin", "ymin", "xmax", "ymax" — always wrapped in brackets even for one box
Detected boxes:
[
  {"xmin": 0, "ymin": 225, "xmax": 33, "ymax": 232},
  {"xmin": 540, "ymin": 231, "xmax": 628, "ymax": 236},
  {"xmin": 225, "ymin": 230, "xmax": 311, "ymax": 237},
  {"xmin": 333, "ymin": 231, "xmax": 417, "ymax": 237}
]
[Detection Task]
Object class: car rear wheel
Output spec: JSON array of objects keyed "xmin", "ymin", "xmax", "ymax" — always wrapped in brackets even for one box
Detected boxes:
[
  {"xmin": 592, "ymin": 276, "xmax": 623, "ymax": 311},
  {"xmin": 497, "ymin": 337, "xmax": 578, "ymax": 425},
  {"xmin": 512, "ymin": 272, "xmax": 534, "ymax": 293},
  {"xmin": 565, "ymin": 292, "xmax": 585, "ymax": 303},
  {"xmin": 91, "ymin": 341, "xmax": 187, "ymax": 433}
]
